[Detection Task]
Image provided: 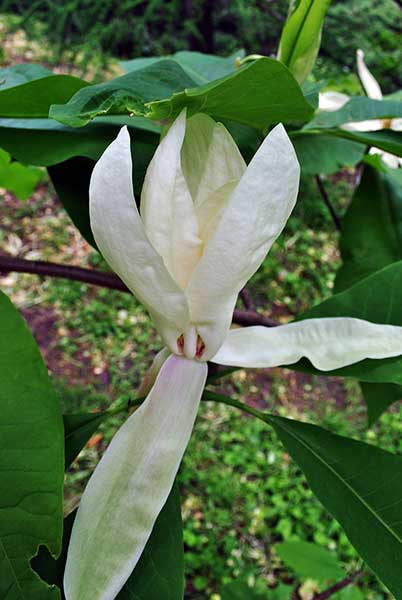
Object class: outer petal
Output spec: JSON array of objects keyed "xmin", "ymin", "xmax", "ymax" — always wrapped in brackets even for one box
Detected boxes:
[
  {"xmin": 89, "ymin": 127, "xmax": 190, "ymax": 351},
  {"xmin": 318, "ymin": 91, "xmax": 350, "ymax": 112},
  {"xmin": 212, "ymin": 318, "xmax": 402, "ymax": 370},
  {"xmin": 186, "ymin": 124, "xmax": 300, "ymax": 360},
  {"xmin": 341, "ymin": 119, "xmax": 385, "ymax": 132},
  {"xmin": 181, "ymin": 113, "xmax": 246, "ymax": 208},
  {"xmin": 140, "ymin": 109, "xmax": 202, "ymax": 289},
  {"xmin": 64, "ymin": 355, "xmax": 208, "ymax": 600},
  {"xmin": 356, "ymin": 49, "xmax": 383, "ymax": 100}
]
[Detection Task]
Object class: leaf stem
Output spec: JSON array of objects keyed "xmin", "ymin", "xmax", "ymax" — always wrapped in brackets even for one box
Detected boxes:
[{"xmin": 315, "ymin": 175, "xmax": 342, "ymax": 232}]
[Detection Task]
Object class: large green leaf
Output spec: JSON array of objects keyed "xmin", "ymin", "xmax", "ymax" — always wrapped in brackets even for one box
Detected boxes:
[
  {"xmin": 276, "ymin": 541, "xmax": 343, "ymax": 582},
  {"xmin": 50, "ymin": 58, "xmax": 313, "ymax": 130},
  {"xmin": 0, "ymin": 290, "xmax": 64, "ymax": 599},
  {"xmin": 335, "ymin": 167, "xmax": 402, "ymax": 422},
  {"xmin": 277, "ymin": 0, "xmax": 332, "ymax": 85},
  {"xmin": 0, "ymin": 147, "xmax": 43, "ymax": 200},
  {"xmin": 269, "ymin": 415, "xmax": 402, "ymax": 597},
  {"xmin": 0, "ymin": 116, "xmax": 159, "ymax": 167},
  {"xmin": 306, "ymin": 97, "xmax": 402, "ymax": 130},
  {"xmin": 118, "ymin": 483, "xmax": 184, "ymax": 599},
  {"xmin": 291, "ymin": 262, "xmax": 402, "ymax": 384},
  {"xmin": 330, "ymin": 129, "xmax": 402, "ymax": 158},
  {"xmin": 122, "ymin": 49, "xmax": 244, "ymax": 85},
  {"xmin": 0, "ymin": 75, "xmax": 88, "ymax": 118},
  {"xmin": 336, "ymin": 167, "xmax": 402, "ymax": 293},
  {"xmin": 291, "ymin": 132, "xmax": 365, "ymax": 174},
  {"xmin": 0, "ymin": 63, "xmax": 53, "ymax": 89}
]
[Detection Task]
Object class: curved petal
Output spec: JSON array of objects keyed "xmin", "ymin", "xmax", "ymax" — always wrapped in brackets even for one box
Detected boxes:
[
  {"xmin": 212, "ymin": 318, "xmax": 402, "ymax": 371},
  {"xmin": 318, "ymin": 91, "xmax": 350, "ymax": 112},
  {"xmin": 89, "ymin": 126, "xmax": 190, "ymax": 351},
  {"xmin": 140, "ymin": 109, "xmax": 202, "ymax": 289},
  {"xmin": 186, "ymin": 124, "xmax": 300, "ymax": 360},
  {"xmin": 181, "ymin": 113, "xmax": 246, "ymax": 209},
  {"xmin": 64, "ymin": 355, "xmax": 208, "ymax": 600},
  {"xmin": 356, "ymin": 49, "xmax": 383, "ymax": 100}
]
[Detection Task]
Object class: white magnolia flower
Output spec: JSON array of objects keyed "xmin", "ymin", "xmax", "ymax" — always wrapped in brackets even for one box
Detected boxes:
[
  {"xmin": 64, "ymin": 110, "xmax": 402, "ymax": 600},
  {"xmin": 319, "ymin": 49, "xmax": 402, "ymax": 168}
]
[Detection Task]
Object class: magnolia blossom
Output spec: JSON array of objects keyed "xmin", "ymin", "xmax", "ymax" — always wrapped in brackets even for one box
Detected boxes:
[
  {"xmin": 319, "ymin": 49, "xmax": 402, "ymax": 168},
  {"xmin": 64, "ymin": 110, "xmax": 402, "ymax": 600}
]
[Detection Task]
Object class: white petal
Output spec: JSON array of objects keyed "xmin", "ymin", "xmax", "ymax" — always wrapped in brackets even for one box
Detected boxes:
[
  {"xmin": 369, "ymin": 146, "xmax": 402, "ymax": 169},
  {"xmin": 64, "ymin": 355, "xmax": 207, "ymax": 600},
  {"xmin": 136, "ymin": 347, "xmax": 171, "ymax": 397},
  {"xmin": 318, "ymin": 91, "xmax": 350, "ymax": 112},
  {"xmin": 212, "ymin": 318, "xmax": 402, "ymax": 371},
  {"xmin": 89, "ymin": 127, "xmax": 190, "ymax": 352},
  {"xmin": 356, "ymin": 49, "xmax": 383, "ymax": 100},
  {"xmin": 391, "ymin": 118, "xmax": 402, "ymax": 132},
  {"xmin": 181, "ymin": 113, "xmax": 246, "ymax": 209},
  {"xmin": 140, "ymin": 109, "xmax": 202, "ymax": 289},
  {"xmin": 186, "ymin": 124, "xmax": 300, "ymax": 360}
]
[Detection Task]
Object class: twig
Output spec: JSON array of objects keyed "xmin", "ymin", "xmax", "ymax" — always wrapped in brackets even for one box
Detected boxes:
[
  {"xmin": 315, "ymin": 175, "xmax": 342, "ymax": 232},
  {"xmin": 0, "ymin": 255, "xmax": 278, "ymax": 328},
  {"xmin": 239, "ymin": 287, "xmax": 255, "ymax": 310},
  {"xmin": 314, "ymin": 569, "xmax": 364, "ymax": 600}
]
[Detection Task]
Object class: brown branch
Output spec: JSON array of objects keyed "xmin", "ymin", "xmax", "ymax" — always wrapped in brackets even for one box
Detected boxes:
[
  {"xmin": 239, "ymin": 286, "xmax": 255, "ymax": 311},
  {"xmin": 314, "ymin": 569, "xmax": 364, "ymax": 600},
  {"xmin": 315, "ymin": 175, "xmax": 342, "ymax": 232},
  {"xmin": 0, "ymin": 255, "xmax": 278, "ymax": 328}
]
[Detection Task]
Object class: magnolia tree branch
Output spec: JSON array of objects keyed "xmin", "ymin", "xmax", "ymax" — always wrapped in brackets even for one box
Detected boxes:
[
  {"xmin": 0, "ymin": 255, "xmax": 277, "ymax": 328},
  {"xmin": 314, "ymin": 569, "xmax": 364, "ymax": 599},
  {"xmin": 315, "ymin": 175, "xmax": 342, "ymax": 232}
]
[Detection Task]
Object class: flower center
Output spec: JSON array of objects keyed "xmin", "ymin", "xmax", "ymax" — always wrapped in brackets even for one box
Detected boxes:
[{"xmin": 177, "ymin": 328, "xmax": 205, "ymax": 360}]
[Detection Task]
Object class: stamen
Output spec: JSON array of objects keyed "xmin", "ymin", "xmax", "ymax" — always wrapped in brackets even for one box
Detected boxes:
[
  {"xmin": 177, "ymin": 334, "xmax": 185, "ymax": 354},
  {"xmin": 196, "ymin": 335, "xmax": 205, "ymax": 358}
]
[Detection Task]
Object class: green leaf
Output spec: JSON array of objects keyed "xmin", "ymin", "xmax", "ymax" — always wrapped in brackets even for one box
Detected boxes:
[
  {"xmin": 0, "ymin": 63, "xmax": 53, "ymax": 89},
  {"xmin": 63, "ymin": 412, "xmax": 107, "ymax": 469},
  {"xmin": 335, "ymin": 167, "xmax": 402, "ymax": 293},
  {"xmin": 221, "ymin": 581, "xmax": 292, "ymax": 599},
  {"xmin": 291, "ymin": 132, "xmax": 365, "ymax": 174},
  {"xmin": 0, "ymin": 147, "xmax": 43, "ymax": 200},
  {"xmin": 0, "ymin": 74, "xmax": 89, "ymax": 118},
  {"xmin": 276, "ymin": 541, "xmax": 344, "ymax": 581},
  {"xmin": 0, "ymin": 291, "xmax": 64, "ymax": 599},
  {"xmin": 0, "ymin": 116, "xmax": 159, "ymax": 167},
  {"xmin": 268, "ymin": 415, "xmax": 402, "ymax": 597},
  {"xmin": 292, "ymin": 261, "xmax": 402, "ymax": 384},
  {"xmin": 330, "ymin": 129, "xmax": 402, "ymax": 158},
  {"xmin": 360, "ymin": 382, "xmax": 402, "ymax": 426},
  {"xmin": 306, "ymin": 97, "xmax": 402, "ymax": 130},
  {"xmin": 122, "ymin": 49, "xmax": 244, "ymax": 85},
  {"xmin": 334, "ymin": 167, "xmax": 402, "ymax": 423},
  {"xmin": 278, "ymin": 0, "xmax": 332, "ymax": 84},
  {"xmin": 50, "ymin": 58, "xmax": 314, "ymax": 130},
  {"xmin": 117, "ymin": 483, "xmax": 184, "ymax": 599}
]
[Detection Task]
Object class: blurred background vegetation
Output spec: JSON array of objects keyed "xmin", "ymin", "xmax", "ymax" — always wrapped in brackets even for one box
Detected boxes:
[
  {"xmin": 1, "ymin": 0, "xmax": 401, "ymax": 89},
  {"xmin": 0, "ymin": 1, "xmax": 401, "ymax": 598}
]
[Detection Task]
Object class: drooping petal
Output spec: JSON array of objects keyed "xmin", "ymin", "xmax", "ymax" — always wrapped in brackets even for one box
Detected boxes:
[
  {"xmin": 64, "ymin": 355, "xmax": 208, "ymax": 600},
  {"xmin": 181, "ymin": 113, "xmax": 246, "ymax": 208},
  {"xmin": 140, "ymin": 109, "xmax": 202, "ymax": 289},
  {"xmin": 212, "ymin": 318, "xmax": 402, "ymax": 370},
  {"xmin": 89, "ymin": 127, "xmax": 190, "ymax": 351},
  {"xmin": 318, "ymin": 91, "xmax": 350, "ymax": 112},
  {"xmin": 356, "ymin": 49, "xmax": 383, "ymax": 100},
  {"xmin": 136, "ymin": 347, "xmax": 171, "ymax": 398},
  {"xmin": 186, "ymin": 124, "xmax": 300, "ymax": 360}
]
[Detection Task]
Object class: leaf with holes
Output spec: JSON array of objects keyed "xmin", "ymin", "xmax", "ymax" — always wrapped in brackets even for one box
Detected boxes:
[{"xmin": 0, "ymin": 290, "xmax": 64, "ymax": 599}]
